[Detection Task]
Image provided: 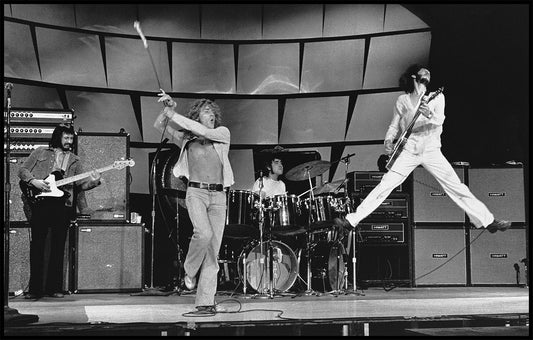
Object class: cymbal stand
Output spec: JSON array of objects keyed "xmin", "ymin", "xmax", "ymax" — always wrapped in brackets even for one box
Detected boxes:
[
  {"xmin": 298, "ymin": 169, "xmax": 319, "ymax": 296},
  {"xmin": 341, "ymin": 157, "xmax": 363, "ymax": 296},
  {"xmin": 251, "ymin": 174, "xmax": 272, "ymax": 299}
]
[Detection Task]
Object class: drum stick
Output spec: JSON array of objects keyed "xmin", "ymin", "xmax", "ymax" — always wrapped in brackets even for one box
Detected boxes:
[
  {"xmin": 297, "ymin": 185, "xmax": 318, "ymax": 198},
  {"xmin": 133, "ymin": 21, "xmax": 163, "ymax": 92}
]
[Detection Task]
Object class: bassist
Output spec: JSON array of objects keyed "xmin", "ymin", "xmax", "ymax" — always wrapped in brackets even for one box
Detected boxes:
[{"xmin": 17, "ymin": 124, "xmax": 101, "ymax": 299}]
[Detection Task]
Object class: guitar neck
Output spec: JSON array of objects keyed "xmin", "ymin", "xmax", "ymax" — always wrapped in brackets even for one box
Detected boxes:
[
  {"xmin": 55, "ymin": 164, "xmax": 114, "ymax": 187},
  {"xmin": 399, "ymin": 88, "xmax": 443, "ymax": 141},
  {"xmin": 401, "ymin": 109, "xmax": 424, "ymax": 140}
]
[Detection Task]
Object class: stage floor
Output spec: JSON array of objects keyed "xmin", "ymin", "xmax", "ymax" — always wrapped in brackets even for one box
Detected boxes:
[{"xmin": 4, "ymin": 286, "xmax": 530, "ymax": 336}]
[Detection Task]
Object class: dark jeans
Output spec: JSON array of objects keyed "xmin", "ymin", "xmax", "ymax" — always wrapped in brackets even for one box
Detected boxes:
[{"xmin": 28, "ymin": 200, "xmax": 71, "ymax": 295}]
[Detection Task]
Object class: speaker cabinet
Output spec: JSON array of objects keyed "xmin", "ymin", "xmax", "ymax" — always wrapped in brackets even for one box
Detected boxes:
[
  {"xmin": 412, "ymin": 166, "xmax": 466, "ymax": 223},
  {"xmin": 469, "ymin": 167, "xmax": 526, "ymax": 223},
  {"xmin": 356, "ymin": 244, "xmax": 411, "ymax": 284},
  {"xmin": 6, "ymin": 157, "xmax": 32, "ymax": 222},
  {"xmin": 8, "ymin": 225, "xmax": 72, "ymax": 294},
  {"xmin": 413, "ymin": 225, "xmax": 467, "ymax": 285},
  {"xmin": 8, "ymin": 226, "xmax": 31, "ymax": 293},
  {"xmin": 470, "ymin": 226, "xmax": 527, "ymax": 284},
  {"xmin": 76, "ymin": 133, "xmax": 130, "ymax": 222},
  {"xmin": 74, "ymin": 223, "xmax": 144, "ymax": 292}
]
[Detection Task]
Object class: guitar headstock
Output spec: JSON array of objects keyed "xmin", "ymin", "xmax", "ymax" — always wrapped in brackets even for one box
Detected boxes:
[
  {"xmin": 431, "ymin": 86, "xmax": 444, "ymax": 99},
  {"xmin": 113, "ymin": 158, "xmax": 135, "ymax": 170}
]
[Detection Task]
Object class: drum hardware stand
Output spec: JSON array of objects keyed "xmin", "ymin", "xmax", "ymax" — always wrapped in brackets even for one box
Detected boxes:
[
  {"xmin": 341, "ymin": 154, "xmax": 364, "ymax": 296},
  {"xmin": 293, "ymin": 169, "xmax": 320, "ymax": 298},
  {"xmin": 250, "ymin": 174, "xmax": 289, "ymax": 300},
  {"xmin": 341, "ymin": 225, "xmax": 364, "ymax": 296},
  {"xmin": 251, "ymin": 172, "xmax": 272, "ymax": 299}
]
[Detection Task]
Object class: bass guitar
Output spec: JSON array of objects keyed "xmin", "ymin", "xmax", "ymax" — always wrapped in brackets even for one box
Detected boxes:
[
  {"xmin": 385, "ymin": 87, "xmax": 444, "ymax": 170},
  {"xmin": 20, "ymin": 158, "xmax": 135, "ymax": 205}
]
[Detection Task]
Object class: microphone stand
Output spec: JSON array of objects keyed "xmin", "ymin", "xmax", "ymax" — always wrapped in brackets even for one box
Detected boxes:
[
  {"xmin": 4, "ymin": 83, "xmax": 39, "ymax": 325},
  {"xmin": 252, "ymin": 171, "xmax": 271, "ymax": 299},
  {"xmin": 132, "ymin": 138, "xmax": 169, "ymax": 296}
]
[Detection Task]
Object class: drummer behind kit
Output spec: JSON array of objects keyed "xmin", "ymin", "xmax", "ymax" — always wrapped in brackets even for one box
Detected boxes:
[{"xmin": 218, "ymin": 154, "xmax": 363, "ymax": 296}]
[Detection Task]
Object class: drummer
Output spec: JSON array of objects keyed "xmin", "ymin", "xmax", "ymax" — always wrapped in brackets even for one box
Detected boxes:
[{"xmin": 251, "ymin": 155, "xmax": 286, "ymax": 198}]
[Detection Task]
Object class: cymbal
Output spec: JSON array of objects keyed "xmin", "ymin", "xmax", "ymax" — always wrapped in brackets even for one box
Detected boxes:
[
  {"xmin": 285, "ymin": 160, "xmax": 331, "ymax": 181},
  {"xmin": 313, "ymin": 179, "xmax": 346, "ymax": 195}
]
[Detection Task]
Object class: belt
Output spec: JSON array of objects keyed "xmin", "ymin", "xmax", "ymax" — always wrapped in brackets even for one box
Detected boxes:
[{"xmin": 188, "ymin": 181, "xmax": 225, "ymax": 192}]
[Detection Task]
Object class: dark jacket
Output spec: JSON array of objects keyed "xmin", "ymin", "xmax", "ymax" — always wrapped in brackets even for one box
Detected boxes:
[{"xmin": 18, "ymin": 147, "xmax": 100, "ymax": 207}]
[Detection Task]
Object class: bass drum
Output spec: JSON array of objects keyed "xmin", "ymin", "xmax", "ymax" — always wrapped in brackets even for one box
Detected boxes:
[
  {"xmin": 300, "ymin": 240, "xmax": 346, "ymax": 292},
  {"xmin": 160, "ymin": 148, "xmax": 188, "ymax": 212},
  {"xmin": 238, "ymin": 240, "xmax": 299, "ymax": 293}
]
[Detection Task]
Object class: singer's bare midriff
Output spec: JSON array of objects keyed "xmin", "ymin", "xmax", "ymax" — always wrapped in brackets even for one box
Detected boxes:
[{"xmin": 187, "ymin": 139, "xmax": 223, "ymax": 184}]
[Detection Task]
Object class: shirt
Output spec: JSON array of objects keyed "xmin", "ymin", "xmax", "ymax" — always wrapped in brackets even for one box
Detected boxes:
[
  {"xmin": 155, "ymin": 109, "xmax": 235, "ymax": 188},
  {"xmin": 251, "ymin": 177, "xmax": 287, "ymax": 198},
  {"xmin": 385, "ymin": 91, "xmax": 445, "ymax": 155}
]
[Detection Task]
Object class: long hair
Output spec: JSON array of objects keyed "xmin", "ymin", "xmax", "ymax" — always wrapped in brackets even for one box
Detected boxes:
[
  {"xmin": 49, "ymin": 123, "xmax": 75, "ymax": 148},
  {"xmin": 183, "ymin": 98, "xmax": 222, "ymax": 139},
  {"xmin": 398, "ymin": 64, "xmax": 426, "ymax": 94}
]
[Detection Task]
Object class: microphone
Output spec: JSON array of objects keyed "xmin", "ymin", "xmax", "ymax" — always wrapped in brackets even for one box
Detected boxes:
[
  {"xmin": 161, "ymin": 137, "xmax": 169, "ymax": 144},
  {"xmin": 4, "ymin": 83, "xmax": 13, "ymax": 90}
]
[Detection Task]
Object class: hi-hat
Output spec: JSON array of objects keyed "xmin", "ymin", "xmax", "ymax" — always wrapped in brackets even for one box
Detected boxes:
[{"xmin": 285, "ymin": 160, "xmax": 331, "ymax": 181}]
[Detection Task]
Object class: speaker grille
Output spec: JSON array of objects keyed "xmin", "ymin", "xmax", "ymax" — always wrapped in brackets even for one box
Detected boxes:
[
  {"xmin": 76, "ymin": 133, "xmax": 130, "ymax": 221},
  {"xmin": 74, "ymin": 224, "xmax": 143, "ymax": 292},
  {"xmin": 412, "ymin": 166, "xmax": 466, "ymax": 223},
  {"xmin": 470, "ymin": 227, "xmax": 527, "ymax": 284},
  {"xmin": 469, "ymin": 167, "xmax": 526, "ymax": 223},
  {"xmin": 413, "ymin": 226, "xmax": 467, "ymax": 285},
  {"xmin": 8, "ymin": 227, "xmax": 31, "ymax": 293},
  {"xmin": 7, "ymin": 157, "xmax": 32, "ymax": 222}
]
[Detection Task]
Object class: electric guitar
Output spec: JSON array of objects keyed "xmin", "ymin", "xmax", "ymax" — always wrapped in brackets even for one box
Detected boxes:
[
  {"xmin": 20, "ymin": 158, "xmax": 135, "ymax": 205},
  {"xmin": 385, "ymin": 87, "xmax": 444, "ymax": 170}
]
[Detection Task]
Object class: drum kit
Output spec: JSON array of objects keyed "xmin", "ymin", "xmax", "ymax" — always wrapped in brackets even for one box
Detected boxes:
[{"xmin": 220, "ymin": 153, "xmax": 363, "ymax": 298}]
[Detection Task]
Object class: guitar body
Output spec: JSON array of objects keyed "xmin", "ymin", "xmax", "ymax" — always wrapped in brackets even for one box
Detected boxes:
[
  {"xmin": 385, "ymin": 137, "xmax": 407, "ymax": 170},
  {"xmin": 19, "ymin": 158, "xmax": 135, "ymax": 206},
  {"xmin": 20, "ymin": 171, "xmax": 69, "ymax": 206}
]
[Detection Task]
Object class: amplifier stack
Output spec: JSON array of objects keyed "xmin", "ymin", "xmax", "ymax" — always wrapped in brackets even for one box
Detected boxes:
[
  {"xmin": 412, "ymin": 165, "xmax": 528, "ymax": 287},
  {"xmin": 5, "ymin": 107, "xmax": 74, "ymax": 152},
  {"xmin": 348, "ymin": 171, "xmax": 412, "ymax": 286},
  {"xmin": 5, "ymin": 108, "xmax": 74, "ymax": 223}
]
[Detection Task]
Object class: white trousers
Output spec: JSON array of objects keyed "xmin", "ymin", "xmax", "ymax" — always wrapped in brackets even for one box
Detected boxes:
[{"xmin": 345, "ymin": 148, "xmax": 494, "ymax": 228}]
